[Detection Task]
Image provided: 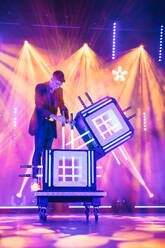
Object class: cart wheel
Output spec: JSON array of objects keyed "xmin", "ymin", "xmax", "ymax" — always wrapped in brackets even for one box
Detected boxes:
[
  {"xmin": 94, "ymin": 207, "xmax": 99, "ymax": 222},
  {"xmin": 85, "ymin": 207, "xmax": 90, "ymax": 222},
  {"xmin": 39, "ymin": 207, "xmax": 47, "ymax": 221}
]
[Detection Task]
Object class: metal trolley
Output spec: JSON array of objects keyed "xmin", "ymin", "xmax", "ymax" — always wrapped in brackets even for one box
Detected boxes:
[
  {"xmin": 35, "ymin": 191, "xmax": 106, "ymax": 222},
  {"xmin": 35, "ymin": 148, "xmax": 106, "ymax": 222}
]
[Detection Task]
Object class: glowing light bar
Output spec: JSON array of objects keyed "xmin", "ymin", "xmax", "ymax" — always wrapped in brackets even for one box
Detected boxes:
[
  {"xmin": 158, "ymin": 25, "xmax": 164, "ymax": 62},
  {"xmin": 81, "ymin": 98, "xmax": 108, "ymax": 114},
  {"xmin": 111, "ymin": 151, "xmax": 121, "ymax": 165},
  {"xmin": 76, "ymin": 138, "xmax": 95, "ymax": 149},
  {"xmin": 119, "ymin": 146, "xmax": 128, "ymax": 160},
  {"xmin": 143, "ymin": 112, "xmax": 147, "ymax": 132},
  {"xmin": 45, "ymin": 150, "xmax": 48, "ymax": 183},
  {"xmin": 0, "ymin": 206, "xmax": 38, "ymax": 209},
  {"xmin": 104, "ymin": 135, "xmax": 132, "ymax": 153},
  {"xmin": 121, "ymin": 145, "xmax": 154, "ymax": 198},
  {"xmin": 62, "ymin": 125, "xmax": 65, "ymax": 149},
  {"xmin": 48, "ymin": 151, "xmax": 51, "ymax": 187},
  {"xmin": 112, "ymin": 22, "xmax": 117, "ymax": 60},
  {"xmin": 13, "ymin": 107, "xmax": 17, "ymax": 146},
  {"xmin": 69, "ymin": 205, "xmax": 112, "ymax": 208},
  {"xmin": 62, "ymin": 156, "xmax": 66, "ymax": 182},
  {"xmin": 135, "ymin": 206, "xmax": 165, "ymax": 209},
  {"xmin": 88, "ymin": 151, "xmax": 91, "ymax": 186},
  {"xmin": 66, "ymin": 131, "xmax": 90, "ymax": 146},
  {"xmin": 91, "ymin": 151, "xmax": 94, "ymax": 183},
  {"xmin": 13, "ymin": 106, "xmax": 17, "ymax": 128},
  {"xmin": 104, "ymin": 131, "xmax": 132, "ymax": 149}
]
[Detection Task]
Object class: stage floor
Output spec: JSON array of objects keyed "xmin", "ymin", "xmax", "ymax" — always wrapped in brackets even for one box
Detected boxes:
[{"xmin": 0, "ymin": 213, "xmax": 165, "ymax": 248}]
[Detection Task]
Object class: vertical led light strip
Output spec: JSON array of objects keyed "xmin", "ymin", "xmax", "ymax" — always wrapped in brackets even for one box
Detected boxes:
[
  {"xmin": 88, "ymin": 151, "xmax": 91, "ymax": 187},
  {"xmin": 48, "ymin": 151, "xmax": 51, "ymax": 187},
  {"xmin": 45, "ymin": 150, "xmax": 48, "ymax": 183},
  {"xmin": 62, "ymin": 156, "xmax": 66, "ymax": 182},
  {"xmin": 158, "ymin": 25, "xmax": 164, "ymax": 62},
  {"xmin": 91, "ymin": 151, "xmax": 94, "ymax": 183},
  {"xmin": 72, "ymin": 156, "xmax": 75, "ymax": 182},
  {"xmin": 13, "ymin": 107, "xmax": 17, "ymax": 127},
  {"xmin": 62, "ymin": 125, "xmax": 65, "ymax": 149},
  {"xmin": 143, "ymin": 112, "xmax": 147, "ymax": 132},
  {"xmin": 13, "ymin": 106, "xmax": 17, "ymax": 146},
  {"xmin": 112, "ymin": 22, "xmax": 117, "ymax": 60}
]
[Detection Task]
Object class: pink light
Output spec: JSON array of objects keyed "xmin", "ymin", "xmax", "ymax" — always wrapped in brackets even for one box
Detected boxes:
[
  {"xmin": 149, "ymin": 193, "xmax": 154, "ymax": 198},
  {"xmin": 119, "ymin": 145, "xmax": 154, "ymax": 198}
]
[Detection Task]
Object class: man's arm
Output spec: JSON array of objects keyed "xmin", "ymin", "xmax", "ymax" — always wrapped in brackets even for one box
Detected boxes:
[
  {"xmin": 58, "ymin": 88, "xmax": 69, "ymax": 120},
  {"xmin": 35, "ymin": 84, "xmax": 52, "ymax": 118}
]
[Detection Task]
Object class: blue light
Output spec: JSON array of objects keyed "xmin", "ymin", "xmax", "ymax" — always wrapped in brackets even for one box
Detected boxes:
[
  {"xmin": 112, "ymin": 21, "xmax": 117, "ymax": 60},
  {"xmin": 159, "ymin": 25, "xmax": 164, "ymax": 61}
]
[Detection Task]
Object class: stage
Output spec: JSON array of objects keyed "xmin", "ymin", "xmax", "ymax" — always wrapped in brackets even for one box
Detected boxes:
[
  {"xmin": 0, "ymin": 213, "xmax": 165, "ymax": 248},
  {"xmin": 0, "ymin": 1, "xmax": 165, "ymax": 247}
]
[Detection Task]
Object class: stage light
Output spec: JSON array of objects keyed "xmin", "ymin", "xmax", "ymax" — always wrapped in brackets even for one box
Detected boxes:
[
  {"xmin": 83, "ymin": 43, "xmax": 87, "ymax": 49},
  {"xmin": 16, "ymin": 192, "xmax": 22, "ymax": 198},
  {"xmin": 112, "ymin": 66, "xmax": 128, "ymax": 81},
  {"xmin": 158, "ymin": 25, "xmax": 164, "ymax": 61},
  {"xmin": 24, "ymin": 40, "xmax": 28, "ymax": 47},
  {"xmin": 139, "ymin": 45, "xmax": 143, "ymax": 50},
  {"xmin": 112, "ymin": 22, "xmax": 117, "ymax": 60},
  {"xmin": 149, "ymin": 193, "xmax": 154, "ymax": 198}
]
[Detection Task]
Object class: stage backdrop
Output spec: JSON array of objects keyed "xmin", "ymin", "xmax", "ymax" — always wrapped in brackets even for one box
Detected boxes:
[{"xmin": 0, "ymin": 36, "xmax": 165, "ymax": 208}]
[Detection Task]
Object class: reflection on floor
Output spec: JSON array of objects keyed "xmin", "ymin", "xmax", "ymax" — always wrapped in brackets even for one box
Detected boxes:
[{"xmin": 0, "ymin": 213, "xmax": 165, "ymax": 248}]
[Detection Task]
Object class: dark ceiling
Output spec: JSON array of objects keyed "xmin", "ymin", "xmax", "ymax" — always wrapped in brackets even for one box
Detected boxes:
[
  {"xmin": 0, "ymin": 0, "xmax": 164, "ymax": 61},
  {"xmin": 0, "ymin": 0, "xmax": 165, "ymax": 29}
]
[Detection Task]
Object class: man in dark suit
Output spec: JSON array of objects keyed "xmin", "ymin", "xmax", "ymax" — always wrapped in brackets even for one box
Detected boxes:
[{"xmin": 29, "ymin": 70, "xmax": 69, "ymax": 190}]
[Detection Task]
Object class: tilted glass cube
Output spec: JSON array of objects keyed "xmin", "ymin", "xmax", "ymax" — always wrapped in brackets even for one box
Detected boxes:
[{"xmin": 75, "ymin": 97, "xmax": 134, "ymax": 160}]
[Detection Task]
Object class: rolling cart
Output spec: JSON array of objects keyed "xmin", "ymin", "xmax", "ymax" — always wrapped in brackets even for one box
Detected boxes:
[
  {"xmin": 35, "ymin": 191, "xmax": 106, "ymax": 221},
  {"xmin": 34, "ymin": 148, "xmax": 106, "ymax": 222}
]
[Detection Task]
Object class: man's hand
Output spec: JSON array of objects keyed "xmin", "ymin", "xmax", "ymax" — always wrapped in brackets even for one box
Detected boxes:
[
  {"xmin": 49, "ymin": 114, "xmax": 65, "ymax": 123},
  {"xmin": 56, "ymin": 115, "xmax": 66, "ymax": 123}
]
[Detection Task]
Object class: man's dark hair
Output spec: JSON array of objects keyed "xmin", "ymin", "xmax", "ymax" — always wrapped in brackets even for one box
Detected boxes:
[{"xmin": 53, "ymin": 70, "xmax": 65, "ymax": 82}]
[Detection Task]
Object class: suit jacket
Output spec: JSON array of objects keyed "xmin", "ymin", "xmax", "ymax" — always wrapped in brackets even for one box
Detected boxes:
[{"xmin": 29, "ymin": 82, "xmax": 68, "ymax": 137}]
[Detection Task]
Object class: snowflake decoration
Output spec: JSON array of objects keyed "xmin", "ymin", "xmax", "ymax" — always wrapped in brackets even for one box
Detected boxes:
[{"xmin": 112, "ymin": 66, "xmax": 128, "ymax": 82}]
